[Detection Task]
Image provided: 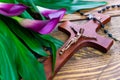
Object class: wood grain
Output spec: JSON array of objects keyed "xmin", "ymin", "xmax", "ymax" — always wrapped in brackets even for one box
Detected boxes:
[
  {"xmin": 44, "ymin": 0, "xmax": 120, "ymax": 80},
  {"xmin": 53, "ymin": 16, "xmax": 120, "ymax": 80},
  {"xmin": 44, "ymin": 13, "xmax": 114, "ymax": 80}
]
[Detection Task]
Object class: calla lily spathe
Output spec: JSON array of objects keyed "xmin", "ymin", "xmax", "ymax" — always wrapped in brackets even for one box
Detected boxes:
[
  {"xmin": 0, "ymin": 2, "xmax": 28, "ymax": 16},
  {"xmin": 37, "ymin": 6, "xmax": 66, "ymax": 19},
  {"xmin": 13, "ymin": 8, "xmax": 66, "ymax": 34}
]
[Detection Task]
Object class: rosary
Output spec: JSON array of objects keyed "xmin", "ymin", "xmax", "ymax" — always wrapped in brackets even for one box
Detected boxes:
[
  {"xmin": 59, "ymin": 4, "xmax": 120, "ymax": 54},
  {"xmin": 58, "ymin": 4, "xmax": 120, "ymax": 55},
  {"xmin": 79, "ymin": 4, "xmax": 120, "ymax": 42}
]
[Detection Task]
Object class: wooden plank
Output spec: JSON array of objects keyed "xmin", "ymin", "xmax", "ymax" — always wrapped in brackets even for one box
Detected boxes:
[
  {"xmin": 53, "ymin": 17, "xmax": 120, "ymax": 80},
  {"xmin": 53, "ymin": 0, "xmax": 120, "ymax": 80},
  {"xmin": 44, "ymin": 13, "xmax": 113, "ymax": 80}
]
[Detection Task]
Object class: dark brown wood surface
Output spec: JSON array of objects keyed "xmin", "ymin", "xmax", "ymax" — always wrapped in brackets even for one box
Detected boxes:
[
  {"xmin": 53, "ymin": 16, "xmax": 120, "ymax": 80},
  {"xmin": 53, "ymin": 0, "xmax": 120, "ymax": 79},
  {"xmin": 45, "ymin": 0, "xmax": 120, "ymax": 80},
  {"xmin": 53, "ymin": 17, "xmax": 120, "ymax": 80},
  {"xmin": 44, "ymin": 13, "xmax": 113, "ymax": 80}
]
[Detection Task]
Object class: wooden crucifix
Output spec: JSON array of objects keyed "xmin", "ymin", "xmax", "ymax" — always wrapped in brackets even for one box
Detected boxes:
[{"xmin": 43, "ymin": 13, "xmax": 113, "ymax": 80}]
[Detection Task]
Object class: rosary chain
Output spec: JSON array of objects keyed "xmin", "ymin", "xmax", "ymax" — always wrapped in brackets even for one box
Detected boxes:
[{"xmin": 79, "ymin": 4, "xmax": 120, "ymax": 42}]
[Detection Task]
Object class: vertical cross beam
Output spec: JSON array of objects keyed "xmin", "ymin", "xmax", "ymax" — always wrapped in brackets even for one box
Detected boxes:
[{"xmin": 43, "ymin": 13, "xmax": 113, "ymax": 80}]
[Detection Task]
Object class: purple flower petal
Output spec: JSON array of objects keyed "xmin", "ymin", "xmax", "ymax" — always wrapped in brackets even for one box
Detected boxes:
[
  {"xmin": 16, "ymin": 8, "xmax": 66, "ymax": 34},
  {"xmin": 0, "ymin": 2, "xmax": 28, "ymax": 16},
  {"xmin": 48, "ymin": 8, "xmax": 66, "ymax": 19},
  {"xmin": 39, "ymin": 18, "xmax": 59, "ymax": 34},
  {"xmin": 37, "ymin": 6, "xmax": 57, "ymax": 18},
  {"xmin": 37, "ymin": 6, "xmax": 66, "ymax": 19},
  {"xmin": 19, "ymin": 17, "xmax": 59, "ymax": 34},
  {"xmin": 20, "ymin": 19, "xmax": 49, "ymax": 33}
]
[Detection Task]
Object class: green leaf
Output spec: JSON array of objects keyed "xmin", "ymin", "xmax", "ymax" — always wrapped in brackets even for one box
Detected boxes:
[
  {"xmin": 0, "ymin": 0, "xmax": 107, "ymax": 14},
  {"xmin": 0, "ymin": 0, "xmax": 107, "ymax": 17},
  {"xmin": 16, "ymin": 0, "xmax": 46, "ymax": 20},
  {"xmin": 40, "ymin": 35, "xmax": 63, "ymax": 71},
  {"xmin": 0, "ymin": 0, "xmax": 14, "ymax": 3},
  {"xmin": 2, "ymin": 15, "xmax": 63, "ymax": 71},
  {"xmin": 40, "ymin": 35, "xmax": 63, "ymax": 50},
  {"xmin": 15, "ymin": 0, "xmax": 107, "ymax": 13},
  {"xmin": 20, "ymin": 11, "xmax": 34, "ymax": 19},
  {"xmin": 0, "ymin": 16, "xmax": 46, "ymax": 80},
  {"xmin": 2, "ymin": 16, "xmax": 48, "ymax": 57},
  {"xmin": 35, "ymin": 0, "xmax": 107, "ymax": 13}
]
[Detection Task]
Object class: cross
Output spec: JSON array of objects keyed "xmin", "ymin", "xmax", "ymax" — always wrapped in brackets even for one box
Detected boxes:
[{"xmin": 43, "ymin": 13, "xmax": 113, "ymax": 80}]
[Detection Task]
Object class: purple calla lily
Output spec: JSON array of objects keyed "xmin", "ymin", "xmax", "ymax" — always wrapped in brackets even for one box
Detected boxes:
[
  {"xmin": 19, "ymin": 18, "xmax": 59, "ymax": 34},
  {"xmin": 37, "ymin": 6, "xmax": 57, "ymax": 18},
  {"xmin": 0, "ymin": 2, "xmax": 28, "ymax": 16},
  {"xmin": 37, "ymin": 6, "xmax": 66, "ymax": 19},
  {"xmin": 13, "ymin": 8, "xmax": 66, "ymax": 34}
]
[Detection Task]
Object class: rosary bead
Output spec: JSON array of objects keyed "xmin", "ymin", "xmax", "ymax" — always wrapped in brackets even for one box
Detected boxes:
[
  {"xmin": 117, "ymin": 5, "xmax": 120, "ymax": 7},
  {"xmin": 80, "ymin": 12, "xmax": 84, "ymax": 15},
  {"xmin": 98, "ymin": 10, "xmax": 102, "ymax": 13},
  {"xmin": 108, "ymin": 34, "xmax": 112, "ymax": 37},
  {"xmin": 104, "ymin": 30, "xmax": 108, "ymax": 33},
  {"xmin": 111, "ymin": 5, "xmax": 116, "ymax": 8},
  {"xmin": 106, "ymin": 6, "xmax": 110, "ymax": 9},
  {"xmin": 102, "ymin": 8, "xmax": 106, "ymax": 12}
]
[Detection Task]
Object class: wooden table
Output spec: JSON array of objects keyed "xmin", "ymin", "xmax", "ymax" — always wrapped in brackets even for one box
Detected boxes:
[{"xmin": 52, "ymin": 0, "xmax": 120, "ymax": 80}]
